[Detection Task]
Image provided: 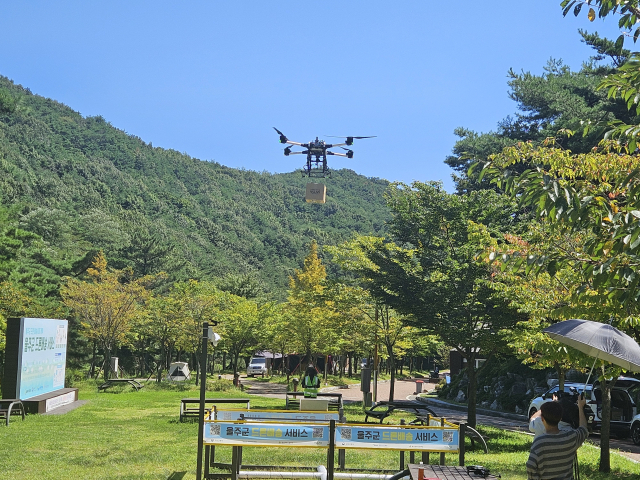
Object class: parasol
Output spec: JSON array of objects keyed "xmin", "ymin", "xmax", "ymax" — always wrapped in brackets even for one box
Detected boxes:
[{"xmin": 543, "ymin": 319, "xmax": 640, "ymax": 386}]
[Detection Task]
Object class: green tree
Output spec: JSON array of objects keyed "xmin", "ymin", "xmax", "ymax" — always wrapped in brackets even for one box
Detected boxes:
[
  {"xmin": 480, "ymin": 140, "xmax": 640, "ymax": 472},
  {"xmin": 446, "ymin": 31, "xmax": 634, "ymax": 194},
  {"xmin": 338, "ymin": 183, "xmax": 526, "ymax": 427},
  {"xmin": 286, "ymin": 241, "xmax": 337, "ymax": 367},
  {"xmin": 60, "ymin": 252, "xmax": 154, "ymax": 380}
]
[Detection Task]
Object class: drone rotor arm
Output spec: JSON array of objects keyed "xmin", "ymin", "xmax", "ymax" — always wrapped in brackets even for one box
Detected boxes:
[
  {"xmin": 284, "ymin": 140, "xmax": 304, "ymax": 146},
  {"xmin": 327, "ymin": 151, "xmax": 348, "ymax": 157}
]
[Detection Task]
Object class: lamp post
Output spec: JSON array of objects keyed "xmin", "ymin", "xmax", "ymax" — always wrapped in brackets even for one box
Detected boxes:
[{"xmin": 196, "ymin": 322, "xmax": 220, "ymax": 480}]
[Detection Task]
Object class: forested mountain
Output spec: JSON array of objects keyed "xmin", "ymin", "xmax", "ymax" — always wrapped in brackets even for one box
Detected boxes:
[{"xmin": 0, "ymin": 75, "xmax": 390, "ymax": 299}]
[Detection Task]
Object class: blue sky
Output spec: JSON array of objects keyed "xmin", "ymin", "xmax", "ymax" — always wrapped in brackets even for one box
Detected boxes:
[{"xmin": 0, "ymin": 2, "xmax": 625, "ymax": 191}]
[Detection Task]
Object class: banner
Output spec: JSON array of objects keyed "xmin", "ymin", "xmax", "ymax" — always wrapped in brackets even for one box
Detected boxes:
[
  {"xmin": 335, "ymin": 424, "xmax": 459, "ymax": 451},
  {"xmin": 204, "ymin": 421, "xmax": 331, "ymax": 447}
]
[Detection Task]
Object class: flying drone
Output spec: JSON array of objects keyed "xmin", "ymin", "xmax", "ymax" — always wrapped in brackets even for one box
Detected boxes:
[{"xmin": 273, "ymin": 127, "xmax": 375, "ymax": 178}]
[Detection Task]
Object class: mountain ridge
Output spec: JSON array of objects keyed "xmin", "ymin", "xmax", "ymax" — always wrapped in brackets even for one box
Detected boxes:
[{"xmin": 0, "ymin": 75, "xmax": 391, "ymax": 299}]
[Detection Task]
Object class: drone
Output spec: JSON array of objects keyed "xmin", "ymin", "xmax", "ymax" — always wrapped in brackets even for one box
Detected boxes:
[{"xmin": 273, "ymin": 127, "xmax": 375, "ymax": 177}]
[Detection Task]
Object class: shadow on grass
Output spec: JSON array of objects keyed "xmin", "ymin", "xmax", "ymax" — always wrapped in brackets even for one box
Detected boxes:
[
  {"xmin": 167, "ymin": 472, "xmax": 186, "ymax": 480},
  {"xmin": 476, "ymin": 426, "xmax": 532, "ymax": 453}
]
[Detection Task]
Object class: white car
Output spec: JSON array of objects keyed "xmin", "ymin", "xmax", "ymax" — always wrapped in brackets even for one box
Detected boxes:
[
  {"xmin": 527, "ymin": 382, "xmax": 593, "ymax": 419},
  {"xmin": 246, "ymin": 357, "xmax": 268, "ymax": 377}
]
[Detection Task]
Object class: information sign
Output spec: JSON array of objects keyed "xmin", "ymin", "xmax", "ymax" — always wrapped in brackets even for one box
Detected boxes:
[{"xmin": 17, "ymin": 318, "xmax": 68, "ymax": 399}]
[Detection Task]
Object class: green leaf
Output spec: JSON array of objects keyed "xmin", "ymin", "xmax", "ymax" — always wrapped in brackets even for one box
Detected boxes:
[{"xmin": 615, "ymin": 35, "xmax": 625, "ymax": 53}]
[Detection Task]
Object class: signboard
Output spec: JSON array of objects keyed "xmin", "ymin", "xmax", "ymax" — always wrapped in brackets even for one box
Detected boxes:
[
  {"xmin": 215, "ymin": 409, "xmax": 340, "ymax": 422},
  {"xmin": 203, "ymin": 421, "xmax": 331, "ymax": 447},
  {"xmin": 16, "ymin": 318, "xmax": 68, "ymax": 399},
  {"xmin": 335, "ymin": 424, "xmax": 459, "ymax": 451}
]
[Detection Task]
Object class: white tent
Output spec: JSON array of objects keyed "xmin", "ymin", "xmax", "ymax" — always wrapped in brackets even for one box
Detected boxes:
[{"xmin": 167, "ymin": 362, "xmax": 191, "ymax": 381}]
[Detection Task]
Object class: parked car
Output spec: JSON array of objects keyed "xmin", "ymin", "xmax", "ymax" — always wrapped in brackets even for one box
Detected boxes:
[
  {"xmin": 590, "ymin": 376, "xmax": 640, "ymax": 439},
  {"xmin": 527, "ymin": 382, "xmax": 593, "ymax": 419},
  {"xmin": 246, "ymin": 356, "xmax": 268, "ymax": 377}
]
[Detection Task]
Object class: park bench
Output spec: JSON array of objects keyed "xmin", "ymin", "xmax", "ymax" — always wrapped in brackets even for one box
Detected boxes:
[
  {"xmin": 285, "ymin": 392, "xmax": 343, "ymax": 411},
  {"xmin": 363, "ymin": 400, "xmax": 437, "ymax": 423},
  {"xmin": 179, "ymin": 397, "xmax": 250, "ymax": 422},
  {"xmin": 0, "ymin": 399, "xmax": 25, "ymax": 426},
  {"xmin": 98, "ymin": 378, "xmax": 144, "ymax": 391}
]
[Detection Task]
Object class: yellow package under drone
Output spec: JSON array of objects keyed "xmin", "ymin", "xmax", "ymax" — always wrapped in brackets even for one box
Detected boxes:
[{"xmin": 305, "ymin": 183, "xmax": 326, "ymax": 204}]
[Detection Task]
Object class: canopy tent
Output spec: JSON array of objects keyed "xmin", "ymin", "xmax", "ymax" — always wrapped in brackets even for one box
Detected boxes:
[{"xmin": 167, "ymin": 362, "xmax": 191, "ymax": 381}]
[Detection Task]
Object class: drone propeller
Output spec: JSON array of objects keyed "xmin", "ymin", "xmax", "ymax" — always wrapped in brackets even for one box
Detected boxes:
[
  {"xmin": 326, "ymin": 135, "xmax": 376, "ymax": 146},
  {"xmin": 340, "ymin": 147, "xmax": 354, "ymax": 158},
  {"xmin": 284, "ymin": 145, "xmax": 293, "ymax": 156},
  {"xmin": 273, "ymin": 127, "xmax": 288, "ymax": 143}
]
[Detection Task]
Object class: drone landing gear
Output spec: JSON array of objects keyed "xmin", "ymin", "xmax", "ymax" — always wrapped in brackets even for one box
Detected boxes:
[{"xmin": 303, "ymin": 156, "xmax": 330, "ymax": 178}]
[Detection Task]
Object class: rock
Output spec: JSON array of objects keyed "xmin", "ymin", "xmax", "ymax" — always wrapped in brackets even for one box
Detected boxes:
[
  {"xmin": 480, "ymin": 401, "xmax": 490, "ymax": 408},
  {"xmin": 490, "ymin": 399, "xmax": 502, "ymax": 410},
  {"xmin": 455, "ymin": 390, "xmax": 466, "ymax": 402},
  {"xmin": 511, "ymin": 382, "xmax": 527, "ymax": 395},
  {"xmin": 515, "ymin": 405, "xmax": 523, "ymax": 414},
  {"xmin": 483, "ymin": 385, "xmax": 491, "ymax": 393},
  {"xmin": 534, "ymin": 387, "xmax": 548, "ymax": 396},
  {"xmin": 507, "ymin": 372, "xmax": 523, "ymax": 382},
  {"xmin": 526, "ymin": 378, "xmax": 537, "ymax": 391}
]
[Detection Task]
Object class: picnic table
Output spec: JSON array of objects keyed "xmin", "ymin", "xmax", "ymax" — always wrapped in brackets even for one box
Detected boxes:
[
  {"xmin": 408, "ymin": 464, "xmax": 499, "ymax": 480},
  {"xmin": 363, "ymin": 400, "xmax": 437, "ymax": 423},
  {"xmin": 285, "ymin": 392, "xmax": 343, "ymax": 411},
  {"xmin": 180, "ymin": 397, "xmax": 250, "ymax": 422},
  {"xmin": 98, "ymin": 379, "xmax": 144, "ymax": 391},
  {"xmin": 0, "ymin": 399, "xmax": 25, "ymax": 426}
]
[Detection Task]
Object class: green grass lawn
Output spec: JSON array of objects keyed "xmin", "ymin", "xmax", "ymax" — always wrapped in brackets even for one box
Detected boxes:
[{"xmin": 1, "ymin": 380, "xmax": 639, "ymax": 479}]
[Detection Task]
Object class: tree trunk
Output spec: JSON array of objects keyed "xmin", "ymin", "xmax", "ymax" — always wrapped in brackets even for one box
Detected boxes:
[
  {"xmin": 599, "ymin": 380, "xmax": 613, "ymax": 472},
  {"xmin": 555, "ymin": 363, "xmax": 566, "ymax": 391},
  {"xmin": 90, "ymin": 341, "xmax": 97, "ymax": 378},
  {"xmin": 103, "ymin": 346, "xmax": 112, "ymax": 381},
  {"xmin": 465, "ymin": 355, "xmax": 478, "ymax": 428},
  {"xmin": 388, "ymin": 353, "xmax": 396, "ymax": 402}
]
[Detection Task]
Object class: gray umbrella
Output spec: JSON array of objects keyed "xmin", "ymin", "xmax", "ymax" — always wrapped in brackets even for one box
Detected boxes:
[{"xmin": 543, "ymin": 319, "xmax": 640, "ymax": 385}]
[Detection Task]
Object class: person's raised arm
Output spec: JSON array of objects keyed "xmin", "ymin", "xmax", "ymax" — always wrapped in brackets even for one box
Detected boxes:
[{"xmin": 577, "ymin": 393, "xmax": 588, "ymax": 429}]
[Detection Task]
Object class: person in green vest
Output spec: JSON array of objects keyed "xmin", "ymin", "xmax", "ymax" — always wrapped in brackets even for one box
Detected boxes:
[{"xmin": 302, "ymin": 364, "xmax": 320, "ymax": 398}]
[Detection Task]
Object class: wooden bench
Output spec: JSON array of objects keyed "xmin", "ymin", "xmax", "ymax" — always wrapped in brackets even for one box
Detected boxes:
[
  {"xmin": 0, "ymin": 399, "xmax": 25, "ymax": 426},
  {"xmin": 285, "ymin": 392, "xmax": 343, "ymax": 411},
  {"xmin": 364, "ymin": 400, "xmax": 437, "ymax": 423},
  {"xmin": 180, "ymin": 397, "xmax": 250, "ymax": 422},
  {"xmin": 98, "ymin": 379, "xmax": 144, "ymax": 391}
]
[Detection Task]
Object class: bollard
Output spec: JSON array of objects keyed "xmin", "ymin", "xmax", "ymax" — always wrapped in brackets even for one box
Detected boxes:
[
  {"xmin": 233, "ymin": 372, "xmax": 240, "ymax": 387},
  {"xmin": 292, "ymin": 378, "xmax": 299, "ymax": 392},
  {"xmin": 415, "ymin": 379, "xmax": 424, "ymax": 394}
]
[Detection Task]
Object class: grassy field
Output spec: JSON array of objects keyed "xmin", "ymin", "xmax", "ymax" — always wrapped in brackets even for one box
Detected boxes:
[{"xmin": 0, "ymin": 380, "xmax": 639, "ymax": 480}]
